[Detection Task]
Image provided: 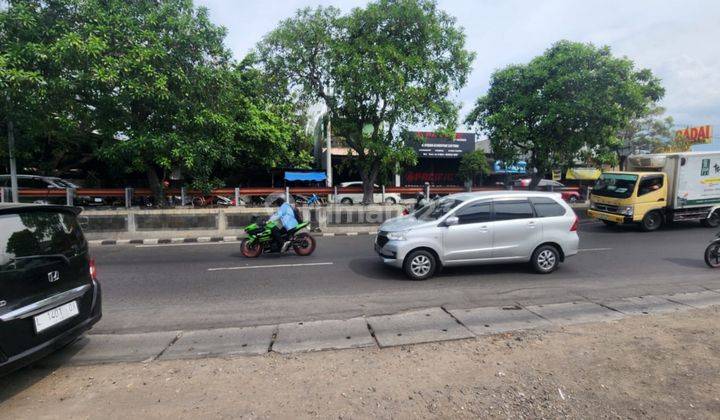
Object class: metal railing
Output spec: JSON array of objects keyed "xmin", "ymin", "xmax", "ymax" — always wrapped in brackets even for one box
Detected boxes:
[{"xmin": 0, "ymin": 184, "xmax": 581, "ymax": 207}]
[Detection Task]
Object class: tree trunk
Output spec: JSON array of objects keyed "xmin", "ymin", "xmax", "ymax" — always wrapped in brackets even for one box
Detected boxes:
[
  {"xmin": 528, "ymin": 171, "xmax": 543, "ymax": 190},
  {"xmin": 360, "ymin": 165, "xmax": 379, "ymax": 205},
  {"xmin": 146, "ymin": 166, "xmax": 165, "ymax": 207}
]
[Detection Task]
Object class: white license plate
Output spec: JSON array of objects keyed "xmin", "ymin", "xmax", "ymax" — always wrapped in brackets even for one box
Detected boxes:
[{"xmin": 34, "ymin": 301, "xmax": 79, "ymax": 333}]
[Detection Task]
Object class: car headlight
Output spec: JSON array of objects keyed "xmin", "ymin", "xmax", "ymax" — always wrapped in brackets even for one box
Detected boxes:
[
  {"xmin": 386, "ymin": 231, "xmax": 407, "ymax": 241},
  {"xmin": 617, "ymin": 205, "xmax": 633, "ymax": 216}
]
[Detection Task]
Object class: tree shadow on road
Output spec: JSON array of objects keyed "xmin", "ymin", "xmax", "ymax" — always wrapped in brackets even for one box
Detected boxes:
[
  {"xmin": 664, "ymin": 257, "xmax": 708, "ymax": 269},
  {"xmin": 347, "ymin": 257, "xmax": 537, "ymax": 282}
]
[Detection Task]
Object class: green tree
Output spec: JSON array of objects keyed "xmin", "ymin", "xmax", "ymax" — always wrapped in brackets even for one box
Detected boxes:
[
  {"xmin": 465, "ymin": 40, "xmax": 664, "ymax": 189},
  {"xmin": 458, "ymin": 150, "xmax": 490, "ymax": 187},
  {"xmin": 257, "ymin": 0, "xmax": 474, "ymax": 203},
  {"xmin": 616, "ymin": 104, "xmax": 674, "ymax": 159}
]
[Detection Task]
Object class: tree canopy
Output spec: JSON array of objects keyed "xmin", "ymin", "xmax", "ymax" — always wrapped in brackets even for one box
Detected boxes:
[
  {"xmin": 1, "ymin": 0, "xmax": 312, "ymax": 202},
  {"xmin": 257, "ymin": 0, "xmax": 474, "ymax": 202},
  {"xmin": 465, "ymin": 40, "xmax": 664, "ymax": 188}
]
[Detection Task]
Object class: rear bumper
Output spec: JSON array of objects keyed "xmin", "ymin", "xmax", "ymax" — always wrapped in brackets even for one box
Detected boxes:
[
  {"xmin": 0, "ymin": 283, "xmax": 102, "ymax": 377},
  {"xmin": 587, "ymin": 209, "xmax": 633, "ymax": 224}
]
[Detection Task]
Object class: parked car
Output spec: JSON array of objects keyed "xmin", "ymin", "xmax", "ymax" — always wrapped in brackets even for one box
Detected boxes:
[
  {"xmin": 514, "ymin": 179, "xmax": 581, "ymax": 203},
  {"xmin": 336, "ymin": 181, "xmax": 401, "ymax": 205},
  {"xmin": 0, "ymin": 175, "xmax": 105, "ymax": 206},
  {"xmin": 0, "ymin": 204, "xmax": 102, "ymax": 376},
  {"xmin": 374, "ymin": 191, "xmax": 579, "ymax": 280}
]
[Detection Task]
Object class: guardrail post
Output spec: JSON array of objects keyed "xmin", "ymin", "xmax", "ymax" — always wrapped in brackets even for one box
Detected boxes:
[
  {"xmin": 180, "ymin": 186, "xmax": 187, "ymax": 206},
  {"xmin": 66, "ymin": 188, "xmax": 75, "ymax": 206},
  {"xmin": 0, "ymin": 187, "xmax": 6, "ymax": 203},
  {"xmin": 333, "ymin": 186, "xmax": 338, "ymax": 204},
  {"xmin": 125, "ymin": 188, "xmax": 133, "ymax": 208},
  {"xmin": 234, "ymin": 187, "xmax": 240, "ymax": 207},
  {"xmin": 285, "ymin": 186, "xmax": 290, "ymax": 203},
  {"xmin": 381, "ymin": 185, "xmax": 386, "ymax": 204},
  {"xmin": 424, "ymin": 182, "xmax": 430, "ymax": 200}
]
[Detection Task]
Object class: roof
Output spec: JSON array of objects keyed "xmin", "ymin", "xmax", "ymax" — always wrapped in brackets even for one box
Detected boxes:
[
  {"xmin": 447, "ymin": 190, "xmax": 563, "ymax": 202},
  {"xmin": 629, "ymin": 151, "xmax": 720, "ymax": 158}
]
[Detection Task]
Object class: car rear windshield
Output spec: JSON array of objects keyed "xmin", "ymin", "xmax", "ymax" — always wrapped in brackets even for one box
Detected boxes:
[
  {"xmin": 415, "ymin": 198, "xmax": 462, "ymax": 221},
  {"xmin": 592, "ymin": 174, "xmax": 638, "ymax": 199},
  {"xmin": 0, "ymin": 210, "xmax": 86, "ymax": 270}
]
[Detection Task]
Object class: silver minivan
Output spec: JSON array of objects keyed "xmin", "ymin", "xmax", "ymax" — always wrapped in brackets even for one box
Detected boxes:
[{"xmin": 374, "ymin": 191, "xmax": 579, "ymax": 280}]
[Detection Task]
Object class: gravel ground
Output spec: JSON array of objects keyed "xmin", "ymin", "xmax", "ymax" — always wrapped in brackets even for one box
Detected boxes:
[{"xmin": 1, "ymin": 306, "xmax": 719, "ymax": 419}]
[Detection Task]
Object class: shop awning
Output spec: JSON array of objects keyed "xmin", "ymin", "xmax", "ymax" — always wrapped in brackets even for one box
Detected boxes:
[
  {"xmin": 284, "ymin": 171, "xmax": 327, "ymax": 182},
  {"xmin": 565, "ymin": 167, "xmax": 602, "ymax": 180}
]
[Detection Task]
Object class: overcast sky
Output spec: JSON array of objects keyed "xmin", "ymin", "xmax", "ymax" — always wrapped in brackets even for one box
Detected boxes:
[{"xmin": 197, "ymin": 0, "xmax": 720, "ymax": 139}]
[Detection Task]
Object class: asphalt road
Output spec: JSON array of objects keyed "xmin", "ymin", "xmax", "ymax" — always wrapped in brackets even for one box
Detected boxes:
[{"xmin": 91, "ymin": 219, "xmax": 720, "ymax": 334}]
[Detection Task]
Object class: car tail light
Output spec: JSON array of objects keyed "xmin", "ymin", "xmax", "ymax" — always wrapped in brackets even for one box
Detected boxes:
[
  {"xmin": 89, "ymin": 258, "xmax": 98, "ymax": 281},
  {"xmin": 570, "ymin": 216, "xmax": 579, "ymax": 232}
]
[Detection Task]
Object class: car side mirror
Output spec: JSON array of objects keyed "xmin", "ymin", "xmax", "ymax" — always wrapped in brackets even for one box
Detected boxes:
[{"xmin": 444, "ymin": 216, "xmax": 459, "ymax": 227}]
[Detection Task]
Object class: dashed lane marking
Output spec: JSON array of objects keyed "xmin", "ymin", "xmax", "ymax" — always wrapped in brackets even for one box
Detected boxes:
[{"xmin": 207, "ymin": 262, "xmax": 334, "ymax": 271}]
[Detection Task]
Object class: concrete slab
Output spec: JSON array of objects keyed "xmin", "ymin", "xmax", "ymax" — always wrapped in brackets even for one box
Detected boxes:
[
  {"xmin": 660, "ymin": 291, "xmax": 720, "ymax": 309},
  {"xmin": 161, "ymin": 325, "xmax": 275, "ymax": 359},
  {"xmin": 41, "ymin": 331, "xmax": 179, "ymax": 366},
  {"xmin": 367, "ymin": 307, "xmax": 473, "ymax": 348},
  {"xmin": 448, "ymin": 306, "xmax": 551, "ymax": 335},
  {"xmin": 273, "ymin": 318, "xmax": 374, "ymax": 354},
  {"xmin": 525, "ymin": 301, "xmax": 624, "ymax": 325},
  {"xmin": 602, "ymin": 295, "xmax": 687, "ymax": 315}
]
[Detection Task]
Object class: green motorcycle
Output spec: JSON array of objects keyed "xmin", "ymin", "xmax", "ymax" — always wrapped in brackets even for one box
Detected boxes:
[{"xmin": 240, "ymin": 219, "xmax": 316, "ymax": 258}]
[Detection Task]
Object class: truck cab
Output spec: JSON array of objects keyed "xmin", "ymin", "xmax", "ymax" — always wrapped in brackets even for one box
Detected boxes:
[
  {"xmin": 588, "ymin": 171, "xmax": 668, "ymax": 231},
  {"xmin": 588, "ymin": 152, "xmax": 720, "ymax": 231}
]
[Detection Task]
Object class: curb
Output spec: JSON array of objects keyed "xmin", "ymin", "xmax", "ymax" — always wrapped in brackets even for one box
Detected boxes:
[
  {"xmin": 88, "ymin": 231, "xmax": 378, "ymax": 246},
  {"xmin": 45, "ymin": 289, "xmax": 720, "ymax": 366}
]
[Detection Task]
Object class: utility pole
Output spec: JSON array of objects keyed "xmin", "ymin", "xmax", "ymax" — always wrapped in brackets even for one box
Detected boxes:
[
  {"xmin": 6, "ymin": 95, "xmax": 18, "ymax": 202},
  {"xmin": 325, "ymin": 114, "xmax": 333, "ymax": 187}
]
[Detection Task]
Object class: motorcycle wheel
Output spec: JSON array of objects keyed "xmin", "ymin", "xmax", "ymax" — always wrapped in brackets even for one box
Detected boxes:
[
  {"xmin": 293, "ymin": 233, "xmax": 316, "ymax": 256},
  {"xmin": 241, "ymin": 238, "xmax": 262, "ymax": 258},
  {"xmin": 704, "ymin": 242, "xmax": 720, "ymax": 268}
]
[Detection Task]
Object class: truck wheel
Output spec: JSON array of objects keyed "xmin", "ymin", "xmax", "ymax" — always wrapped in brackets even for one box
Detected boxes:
[
  {"xmin": 641, "ymin": 211, "xmax": 663, "ymax": 232},
  {"xmin": 340, "ymin": 197, "xmax": 353, "ymax": 205},
  {"xmin": 403, "ymin": 250, "xmax": 437, "ymax": 280},
  {"xmin": 701, "ymin": 210, "xmax": 720, "ymax": 228}
]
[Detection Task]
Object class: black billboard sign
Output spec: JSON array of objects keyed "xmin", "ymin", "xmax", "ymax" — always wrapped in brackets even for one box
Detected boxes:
[{"xmin": 407, "ymin": 131, "xmax": 475, "ymax": 159}]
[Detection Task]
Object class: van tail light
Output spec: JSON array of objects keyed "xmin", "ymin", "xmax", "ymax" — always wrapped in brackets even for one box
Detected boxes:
[
  {"xmin": 89, "ymin": 258, "xmax": 98, "ymax": 281},
  {"xmin": 570, "ymin": 216, "xmax": 579, "ymax": 232}
]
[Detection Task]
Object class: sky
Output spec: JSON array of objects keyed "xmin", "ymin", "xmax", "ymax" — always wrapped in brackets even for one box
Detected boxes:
[{"xmin": 197, "ymin": 0, "xmax": 720, "ymax": 142}]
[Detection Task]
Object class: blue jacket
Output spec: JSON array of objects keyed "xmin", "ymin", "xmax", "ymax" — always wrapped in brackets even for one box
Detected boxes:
[{"xmin": 270, "ymin": 202, "xmax": 298, "ymax": 230}]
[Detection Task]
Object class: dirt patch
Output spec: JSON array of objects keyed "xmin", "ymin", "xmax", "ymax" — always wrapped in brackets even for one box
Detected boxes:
[{"xmin": 1, "ymin": 306, "xmax": 719, "ymax": 419}]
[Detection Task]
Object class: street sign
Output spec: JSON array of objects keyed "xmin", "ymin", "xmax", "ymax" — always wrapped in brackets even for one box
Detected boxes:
[
  {"xmin": 407, "ymin": 132, "xmax": 475, "ymax": 159},
  {"xmin": 675, "ymin": 125, "xmax": 712, "ymax": 144}
]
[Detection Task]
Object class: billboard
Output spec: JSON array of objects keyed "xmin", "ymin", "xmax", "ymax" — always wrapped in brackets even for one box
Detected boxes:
[
  {"xmin": 407, "ymin": 131, "xmax": 475, "ymax": 159},
  {"xmin": 675, "ymin": 125, "xmax": 713, "ymax": 144}
]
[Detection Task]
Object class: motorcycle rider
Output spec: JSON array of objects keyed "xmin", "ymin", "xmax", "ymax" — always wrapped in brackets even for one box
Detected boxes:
[
  {"xmin": 269, "ymin": 197, "xmax": 298, "ymax": 252},
  {"xmin": 414, "ymin": 192, "xmax": 429, "ymax": 210}
]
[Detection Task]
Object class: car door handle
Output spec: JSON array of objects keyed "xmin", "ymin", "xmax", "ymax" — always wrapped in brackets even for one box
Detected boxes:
[
  {"xmin": 479, "ymin": 225, "xmax": 488, "ymax": 232},
  {"xmin": 527, "ymin": 221, "xmax": 537, "ymax": 228},
  {"xmin": 657, "ymin": 198, "xmax": 665, "ymax": 202}
]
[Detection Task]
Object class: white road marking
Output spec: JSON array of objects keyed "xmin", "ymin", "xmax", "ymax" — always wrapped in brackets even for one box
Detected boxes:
[
  {"xmin": 136, "ymin": 241, "xmax": 238, "ymax": 248},
  {"xmin": 578, "ymin": 247, "xmax": 613, "ymax": 252},
  {"xmin": 208, "ymin": 262, "xmax": 334, "ymax": 271}
]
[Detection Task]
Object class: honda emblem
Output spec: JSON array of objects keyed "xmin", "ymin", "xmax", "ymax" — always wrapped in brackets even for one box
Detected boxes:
[{"xmin": 48, "ymin": 271, "xmax": 60, "ymax": 283}]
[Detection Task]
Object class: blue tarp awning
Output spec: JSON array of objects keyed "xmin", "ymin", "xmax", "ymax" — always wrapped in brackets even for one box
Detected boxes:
[{"xmin": 284, "ymin": 171, "xmax": 327, "ymax": 182}]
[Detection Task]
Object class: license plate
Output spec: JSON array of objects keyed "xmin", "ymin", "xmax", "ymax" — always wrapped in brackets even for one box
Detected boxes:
[{"xmin": 34, "ymin": 301, "xmax": 79, "ymax": 333}]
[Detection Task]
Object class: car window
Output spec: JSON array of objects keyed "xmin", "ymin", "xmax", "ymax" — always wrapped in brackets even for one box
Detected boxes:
[
  {"xmin": 492, "ymin": 200, "xmax": 534, "ymax": 221},
  {"xmin": 415, "ymin": 198, "xmax": 462, "ymax": 221},
  {"xmin": 638, "ymin": 175, "xmax": 664, "ymax": 196},
  {"xmin": 18, "ymin": 178, "xmax": 50, "ymax": 189},
  {"xmin": 0, "ymin": 211, "xmax": 86, "ymax": 270},
  {"xmin": 455, "ymin": 202, "xmax": 491, "ymax": 224},
  {"xmin": 530, "ymin": 197, "xmax": 567, "ymax": 217}
]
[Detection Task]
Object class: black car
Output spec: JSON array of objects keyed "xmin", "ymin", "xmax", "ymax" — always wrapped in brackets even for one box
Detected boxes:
[{"xmin": 0, "ymin": 204, "xmax": 101, "ymax": 376}]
